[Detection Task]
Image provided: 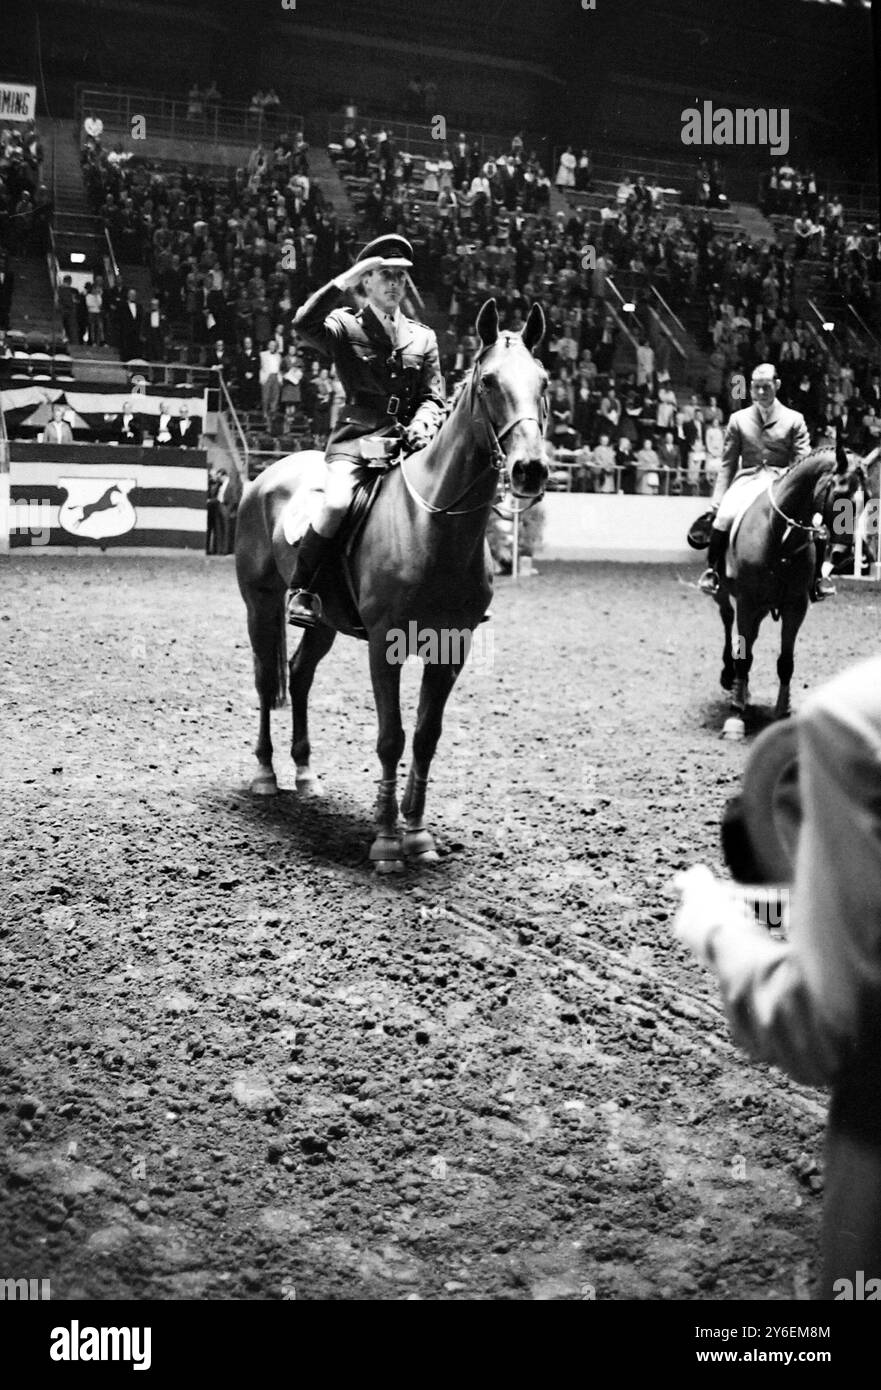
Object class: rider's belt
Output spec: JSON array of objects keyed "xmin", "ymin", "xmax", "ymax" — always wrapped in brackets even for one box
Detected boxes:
[{"xmin": 351, "ymin": 391, "xmax": 404, "ymax": 417}]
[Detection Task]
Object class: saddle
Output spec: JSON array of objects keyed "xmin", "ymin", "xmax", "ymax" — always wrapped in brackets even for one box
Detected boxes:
[
  {"xmin": 282, "ymin": 463, "xmax": 391, "ymax": 637},
  {"xmin": 281, "ymin": 439, "xmax": 399, "ymax": 548}
]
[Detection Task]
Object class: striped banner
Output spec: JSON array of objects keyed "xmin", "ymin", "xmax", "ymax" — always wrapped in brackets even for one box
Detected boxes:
[
  {"xmin": 9, "ymin": 445, "xmax": 206, "ymax": 550},
  {"xmin": 1, "ymin": 385, "xmax": 209, "ymax": 439}
]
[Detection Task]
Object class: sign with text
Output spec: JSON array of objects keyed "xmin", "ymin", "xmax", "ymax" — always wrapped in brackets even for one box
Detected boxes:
[{"xmin": 0, "ymin": 83, "xmax": 36, "ymax": 121}]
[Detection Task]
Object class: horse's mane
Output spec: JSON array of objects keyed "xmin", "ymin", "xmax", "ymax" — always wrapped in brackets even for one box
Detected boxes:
[
  {"xmin": 785, "ymin": 443, "xmax": 862, "ymax": 492},
  {"xmin": 790, "ymin": 445, "xmax": 846, "ymax": 479}
]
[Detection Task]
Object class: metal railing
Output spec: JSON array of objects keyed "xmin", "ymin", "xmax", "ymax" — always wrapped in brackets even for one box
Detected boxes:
[
  {"xmin": 214, "ymin": 369, "xmax": 249, "ymax": 479},
  {"xmin": 805, "ymin": 296, "xmax": 878, "ymax": 367},
  {"xmin": 329, "ymin": 115, "xmax": 548, "ymax": 166},
  {"xmin": 547, "ymin": 451, "xmax": 693, "ymax": 497},
  {"xmin": 605, "ymin": 304, "xmax": 639, "ymax": 357},
  {"xmin": 45, "ymin": 224, "xmax": 61, "ymax": 346},
  {"xmin": 78, "ymin": 86, "xmax": 304, "ymax": 147},
  {"xmin": 848, "ymin": 303, "xmax": 880, "ymax": 350},
  {"xmin": 650, "ymin": 284, "xmax": 686, "ymax": 337},
  {"xmin": 756, "ymin": 175, "xmax": 878, "ymax": 221},
  {"xmin": 2, "ymin": 350, "xmax": 220, "ymax": 388},
  {"xmin": 646, "ymin": 306, "xmax": 686, "ymax": 363},
  {"xmin": 103, "ymin": 226, "xmax": 120, "ymax": 289},
  {"xmin": 552, "ymin": 144, "xmax": 879, "ymax": 219}
]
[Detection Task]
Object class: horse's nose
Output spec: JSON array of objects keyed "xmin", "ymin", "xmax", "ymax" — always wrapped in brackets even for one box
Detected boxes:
[{"xmin": 510, "ymin": 458, "xmax": 548, "ymax": 496}]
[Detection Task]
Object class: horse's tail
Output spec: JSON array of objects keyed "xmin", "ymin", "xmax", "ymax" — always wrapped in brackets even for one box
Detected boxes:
[
  {"xmin": 269, "ymin": 597, "xmax": 289, "ymax": 710},
  {"xmin": 245, "ymin": 587, "xmax": 289, "ymax": 710}
]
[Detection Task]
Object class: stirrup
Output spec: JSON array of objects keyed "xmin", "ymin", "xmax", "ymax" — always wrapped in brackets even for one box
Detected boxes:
[
  {"xmin": 812, "ymin": 578, "xmax": 836, "ymax": 602},
  {"xmin": 698, "ymin": 568, "xmax": 720, "ymax": 595},
  {"xmin": 286, "ymin": 589, "xmax": 323, "ymax": 628}
]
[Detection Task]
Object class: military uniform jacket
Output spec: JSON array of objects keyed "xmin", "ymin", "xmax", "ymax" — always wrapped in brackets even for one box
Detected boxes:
[
  {"xmin": 293, "ymin": 281, "xmax": 446, "ymax": 457},
  {"xmin": 712, "ymin": 400, "xmax": 811, "ymax": 505}
]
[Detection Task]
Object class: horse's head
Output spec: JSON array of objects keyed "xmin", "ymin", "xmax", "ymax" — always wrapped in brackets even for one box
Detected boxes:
[
  {"xmin": 471, "ymin": 299, "xmax": 549, "ymax": 500},
  {"xmin": 818, "ymin": 441, "xmax": 866, "ymax": 544}
]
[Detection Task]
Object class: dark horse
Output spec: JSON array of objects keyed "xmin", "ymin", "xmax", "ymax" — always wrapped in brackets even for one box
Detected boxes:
[
  {"xmin": 715, "ymin": 442, "xmax": 864, "ymax": 740},
  {"xmin": 235, "ymin": 299, "xmax": 548, "ymax": 869}
]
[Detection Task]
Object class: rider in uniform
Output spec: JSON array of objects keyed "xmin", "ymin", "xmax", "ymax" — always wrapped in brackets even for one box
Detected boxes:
[
  {"xmin": 698, "ymin": 362, "xmax": 836, "ymax": 601},
  {"xmin": 286, "ymin": 234, "xmax": 446, "ymax": 625}
]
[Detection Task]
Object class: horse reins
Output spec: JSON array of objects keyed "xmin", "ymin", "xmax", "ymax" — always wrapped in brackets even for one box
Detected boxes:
[
  {"xmin": 399, "ymin": 349, "xmax": 548, "ymax": 518},
  {"xmin": 768, "ymin": 474, "xmax": 830, "ymax": 552}
]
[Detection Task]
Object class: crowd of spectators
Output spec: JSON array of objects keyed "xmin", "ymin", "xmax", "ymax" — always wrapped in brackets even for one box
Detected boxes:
[
  {"xmin": 26, "ymin": 397, "xmax": 203, "ymax": 448},
  {"xmin": 334, "ymin": 129, "xmax": 755, "ymax": 388},
  {"xmin": 60, "ymin": 110, "xmax": 881, "ymax": 481},
  {"xmin": 333, "ymin": 127, "xmax": 881, "ymax": 491},
  {"xmin": 761, "ymin": 160, "xmax": 825, "ymax": 219},
  {"xmin": 78, "ymin": 123, "xmax": 360, "ymax": 443},
  {"xmin": 0, "ymin": 121, "xmax": 53, "ymax": 257},
  {"xmin": 758, "ymin": 159, "xmax": 880, "ymax": 317}
]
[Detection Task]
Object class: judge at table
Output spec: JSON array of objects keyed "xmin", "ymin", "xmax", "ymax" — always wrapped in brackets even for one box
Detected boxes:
[
  {"xmin": 116, "ymin": 400, "xmax": 143, "ymax": 446},
  {"xmin": 40, "ymin": 404, "xmax": 74, "ymax": 444}
]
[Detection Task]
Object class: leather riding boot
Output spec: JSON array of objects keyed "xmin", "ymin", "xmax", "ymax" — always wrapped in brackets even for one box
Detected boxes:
[
  {"xmin": 287, "ymin": 525, "xmax": 333, "ymax": 627},
  {"xmin": 698, "ymin": 528, "xmax": 728, "ymax": 595},
  {"xmin": 812, "ymin": 535, "xmax": 836, "ymax": 601}
]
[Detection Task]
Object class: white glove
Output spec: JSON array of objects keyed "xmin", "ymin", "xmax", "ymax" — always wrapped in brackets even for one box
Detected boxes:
[
  {"xmin": 334, "ymin": 257, "xmax": 384, "ymax": 289},
  {"xmin": 404, "ymin": 422, "xmax": 432, "ymax": 451}
]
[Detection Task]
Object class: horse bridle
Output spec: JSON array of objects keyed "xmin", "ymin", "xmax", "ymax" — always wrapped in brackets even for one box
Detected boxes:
[
  {"xmin": 768, "ymin": 472, "xmax": 834, "ymax": 551},
  {"xmin": 399, "ymin": 349, "xmax": 549, "ymax": 518},
  {"xmin": 768, "ymin": 461, "xmax": 864, "ymax": 563}
]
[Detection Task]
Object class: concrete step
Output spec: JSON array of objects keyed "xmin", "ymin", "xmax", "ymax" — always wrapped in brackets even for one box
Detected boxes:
[
  {"xmin": 7, "ymin": 255, "xmax": 59, "ymax": 339},
  {"xmin": 727, "ymin": 200, "xmax": 777, "ymax": 244},
  {"xmin": 40, "ymin": 117, "xmax": 94, "ymax": 220},
  {"xmin": 68, "ymin": 348, "xmax": 128, "ymax": 384},
  {"xmin": 308, "ymin": 147, "xmax": 357, "ymax": 229}
]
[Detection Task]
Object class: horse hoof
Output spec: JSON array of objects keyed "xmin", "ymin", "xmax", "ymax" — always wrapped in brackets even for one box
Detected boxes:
[
  {"xmin": 250, "ymin": 771, "xmax": 279, "ymax": 796},
  {"xmin": 374, "ymin": 858, "xmax": 406, "ymax": 876},
  {"xmin": 722, "ymin": 717, "xmax": 746, "ymax": 741},
  {"xmin": 295, "ymin": 774, "xmax": 322, "ymax": 797},
  {"xmin": 370, "ymin": 834, "xmax": 404, "ymax": 870},
  {"xmin": 402, "ymin": 829, "xmax": 438, "ymax": 861}
]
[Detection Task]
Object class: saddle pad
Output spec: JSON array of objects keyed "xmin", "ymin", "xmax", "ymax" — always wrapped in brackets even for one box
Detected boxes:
[
  {"xmin": 281, "ymin": 454, "xmax": 328, "ymax": 546},
  {"xmin": 726, "ymin": 475, "xmax": 774, "ymax": 573}
]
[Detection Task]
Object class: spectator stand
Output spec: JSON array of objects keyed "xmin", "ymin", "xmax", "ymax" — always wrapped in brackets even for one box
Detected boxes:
[
  {"xmin": 0, "ymin": 365, "xmax": 213, "ymax": 445},
  {"xmin": 76, "ymin": 87, "xmax": 305, "ymax": 151}
]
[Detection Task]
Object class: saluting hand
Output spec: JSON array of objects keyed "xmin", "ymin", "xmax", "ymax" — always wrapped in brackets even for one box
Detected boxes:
[{"xmin": 336, "ymin": 257, "xmax": 384, "ymax": 288}]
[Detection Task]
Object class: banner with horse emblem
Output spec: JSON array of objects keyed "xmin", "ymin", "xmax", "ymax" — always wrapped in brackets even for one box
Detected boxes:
[
  {"xmin": 8, "ymin": 444, "xmax": 207, "ymax": 549},
  {"xmin": 58, "ymin": 477, "xmax": 137, "ymax": 541}
]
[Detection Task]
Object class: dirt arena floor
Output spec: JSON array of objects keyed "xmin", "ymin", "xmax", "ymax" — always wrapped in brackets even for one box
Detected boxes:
[{"xmin": 2, "ymin": 553, "xmax": 878, "ymax": 1301}]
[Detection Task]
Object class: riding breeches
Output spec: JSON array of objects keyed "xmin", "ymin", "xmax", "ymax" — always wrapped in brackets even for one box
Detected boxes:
[
  {"xmin": 713, "ymin": 467, "xmax": 784, "ymax": 532},
  {"xmin": 312, "ymin": 453, "xmax": 371, "ymax": 538}
]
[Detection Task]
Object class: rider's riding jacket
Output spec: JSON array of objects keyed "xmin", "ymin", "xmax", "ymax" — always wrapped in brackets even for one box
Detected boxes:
[
  {"xmin": 711, "ymin": 401, "xmax": 811, "ymax": 508},
  {"xmin": 293, "ymin": 281, "xmax": 446, "ymax": 461}
]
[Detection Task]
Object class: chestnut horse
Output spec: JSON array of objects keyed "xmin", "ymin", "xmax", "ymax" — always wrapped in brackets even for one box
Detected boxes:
[
  {"xmin": 715, "ymin": 442, "xmax": 865, "ymax": 740},
  {"xmin": 235, "ymin": 299, "xmax": 548, "ymax": 870}
]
